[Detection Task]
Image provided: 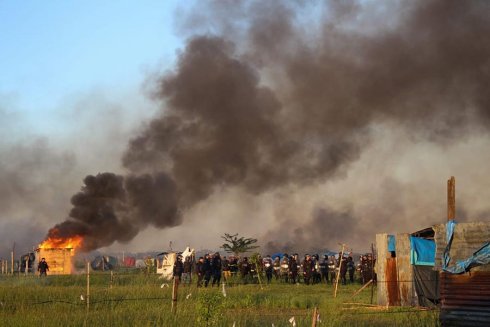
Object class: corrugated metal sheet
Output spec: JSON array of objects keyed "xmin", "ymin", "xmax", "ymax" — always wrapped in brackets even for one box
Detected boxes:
[
  {"xmin": 440, "ymin": 272, "xmax": 490, "ymax": 327},
  {"xmin": 433, "ymin": 222, "xmax": 490, "ymax": 272},
  {"xmin": 386, "ymin": 258, "xmax": 400, "ymax": 306}
]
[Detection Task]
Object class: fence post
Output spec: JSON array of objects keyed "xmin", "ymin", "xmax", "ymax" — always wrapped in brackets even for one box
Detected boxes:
[
  {"xmin": 171, "ymin": 276, "xmax": 179, "ymax": 313},
  {"xmin": 311, "ymin": 307, "xmax": 318, "ymax": 327},
  {"xmin": 86, "ymin": 262, "xmax": 90, "ymax": 311}
]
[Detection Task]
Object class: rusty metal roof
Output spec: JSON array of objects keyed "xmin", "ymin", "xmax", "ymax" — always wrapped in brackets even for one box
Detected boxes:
[{"xmin": 440, "ymin": 272, "xmax": 490, "ymax": 327}]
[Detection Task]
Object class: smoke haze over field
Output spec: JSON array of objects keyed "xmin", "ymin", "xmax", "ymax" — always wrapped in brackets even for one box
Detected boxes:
[{"xmin": 2, "ymin": 0, "xmax": 490, "ymax": 255}]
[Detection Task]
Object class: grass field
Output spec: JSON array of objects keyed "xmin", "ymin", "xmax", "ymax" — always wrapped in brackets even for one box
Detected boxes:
[{"xmin": 0, "ymin": 273, "xmax": 439, "ymax": 326}]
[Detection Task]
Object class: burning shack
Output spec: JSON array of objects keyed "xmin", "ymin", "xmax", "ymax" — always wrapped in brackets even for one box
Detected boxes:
[
  {"xmin": 35, "ymin": 235, "xmax": 82, "ymax": 275},
  {"xmin": 35, "ymin": 247, "xmax": 74, "ymax": 275}
]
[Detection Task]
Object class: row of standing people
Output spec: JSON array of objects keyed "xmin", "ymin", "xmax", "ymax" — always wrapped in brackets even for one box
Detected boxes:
[{"xmin": 173, "ymin": 252, "xmax": 375, "ymax": 286}]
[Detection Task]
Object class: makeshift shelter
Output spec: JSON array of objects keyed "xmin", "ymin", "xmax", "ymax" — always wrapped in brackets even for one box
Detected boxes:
[
  {"xmin": 376, "ymin": 221, "xmax": 490, "ymax": 326},
  {"xmin": 123, "ymin": 257, "xmax": 136, "ymax": 267},
  {"xmin": 91, "ymin": 255, "xmax": 118, "ymax": 271},
  {"xmin": 35, "ymin": 247, "xmax": 74, "ymax": 275},
  {"xmin": 19, "ymin": 252, "xmax": 36, "ymax": 273},
  {"xmin": 156, "ymin": 246, "xmax": 195, "ymax": 280},
  {"xmin": 433, "ymin": 221, "xmax": 490, "ymax": 327}
]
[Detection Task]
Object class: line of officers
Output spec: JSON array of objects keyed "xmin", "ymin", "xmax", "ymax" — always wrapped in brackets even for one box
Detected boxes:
[{"xmin": 173, "ymin": 252, "xmax": 375, "ymax": 287}]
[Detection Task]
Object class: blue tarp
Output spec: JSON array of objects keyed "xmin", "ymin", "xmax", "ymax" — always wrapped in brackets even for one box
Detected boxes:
[
  {"xmin": 410, "ymin": 236, "xmax": 436, "ymax": 266},
  {"xmin": 388, "ymin": 235, "xmax": 396, "ymax": 252},
  {"xmin": 442, "ymin": 220, "xmax": 490, "ymax": 274},
  {"xmin": 271, "ymin": 253, "xmax": 283, "ymax": 260}
]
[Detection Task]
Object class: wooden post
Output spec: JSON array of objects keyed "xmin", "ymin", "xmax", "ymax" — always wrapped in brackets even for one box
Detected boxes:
[
  {"xmin": 11, "ymin": 251, "xmax": 14, "ymax": 275},
  {"xmin": 447, "ymin": 176, "xmax": 455, "ymax": 221},
  {"xmin": 334, "ymin": 243, "xmax": 346, "ymax": 298},
  {"xmin": 25, "ymin": 257, "xmax": 28, "ymax": 276},
  {"xmin": 110, "ymin": 270, "xmax": 113, "ymax": 289},
  {"xmin": 370, "ymin": 243, "xmax": 375, "ymax": 304},
  {"xmin": 86, "ymin": 262, "xmax": 90, "ymax": 311},
  {"xmin": 311, "ymin": 307, "xmax": 318, "ymax": 327},
  {"xmin": 252, "ymin": 256, "xmax": 264, "ymax": 289},
  {"xmin": 171, "ymin": 276, "xmax": 179, "ymax": 313},
  {"xmin": 375, "ymin": 234, "xmax": 388, "ymax": 306},
  {"xmin": 351, "ymin": 279, "xmax": 373, "ymax": 298}
]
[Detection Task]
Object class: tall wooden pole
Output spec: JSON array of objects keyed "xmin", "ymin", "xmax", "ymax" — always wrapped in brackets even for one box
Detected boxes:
[
  {"xmin": 447, "ymin": 176, "xmax": 456, "ymax": 221},
  {"xmin": 11, "ymin": 251, "xmax": 14, "ymax": 274},
  {"xmin": 334, "ymin": 243, "xmax": 346, "ymax": 298}
]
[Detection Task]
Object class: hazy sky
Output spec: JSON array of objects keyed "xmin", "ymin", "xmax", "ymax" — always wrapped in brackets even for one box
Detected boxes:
[
  {"xmin": 1, "ymin": 0, "xmax": 489, "ymax": 258},
  {"xmin": 0, "ymin": 0, "xmax": 182, "ymax": 130},
  {"xmin": 0, "ymin": 1, "xmax": 185, "ymax": 256}
]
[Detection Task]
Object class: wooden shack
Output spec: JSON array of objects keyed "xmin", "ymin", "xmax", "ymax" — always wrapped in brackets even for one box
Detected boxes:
[
  {"xmin": 376, "ymin": 221, "xmax": 490, "ymax": 326},
  {"xmin": 36, "ymin": 248, "xmax": 74, "ymax": 275}
]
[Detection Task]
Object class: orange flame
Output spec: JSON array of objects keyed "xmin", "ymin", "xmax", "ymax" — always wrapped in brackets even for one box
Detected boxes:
[{"xmin": 39, "ymin": 235, "xmax": 83, "ymax": 250}]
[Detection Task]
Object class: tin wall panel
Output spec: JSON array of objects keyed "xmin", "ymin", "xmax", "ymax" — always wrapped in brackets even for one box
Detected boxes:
[
  {"xmin": 440, "ymin": 271, "xmax": 490, "ymax": 327},
  {"xmin": 433, "ymin": 222, "xmax": 490, "ymax": 272}
]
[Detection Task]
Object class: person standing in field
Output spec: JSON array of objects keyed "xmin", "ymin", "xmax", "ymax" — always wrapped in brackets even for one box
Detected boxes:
[
  {"xmin": 312, "ymin": 254, "xmax": 321, "ymax": 284},
  {"xmin": 182, "ymin": 256, "xmax": 192, "ymax": 286},
  {"xmin": 196, "ymin": 257, "xmax": 204, "ymax": 287},
  {"xmin": 37, "ymin": 258, "xmax": 49, "ymax": 277},
  {"xmin": 211, "ymin": 252, "xmax": 222, "ymax": 287},
  {"xmin": 273, "ymin": 257, "xmax": 281, "ymax": 280},
  {"xmin": 328, "ymin": 256, "xmax": 337, "ymax": 283},
  {"xmin": 302, "ymin": 254, "xmax": 314, "ymax": 285},
  {"xmin": 347, "ymin": 254, "xmax": 355, "ymax": 283},
  {"xmin": 222, "ymin": 256, "xmax": 231, "ymax": 281},
  {"xmin": 229, "ymin": 256, "xmax": 238, "ymax": 277},
  {"xmin": 289, "ymin": 254, "xmax": 299, "ymax": 284},
  {"xmin": 263, "ymin": 255, "xmax": 273, "ymax": 284},
  {"xmin": 320, "ymin": 255, "xmax": 329, "ymax": 284},
  {"xmin": 239, "ymin": 257, "xmax": 250, "ymax": 284},
  {"xmin": 280, "ymin": 254, "xmax": 289, "ymax": 283},
  {"xmin": 173, "ymin": 255, "xmax": 184, "ymax": 284},
  {"xmin": 338, "ymin": 253, "xmax": 348, "ymax": 285},
  {"xmin": 203, "ymin": 254, "xmax": 212, "ymax": 287}
]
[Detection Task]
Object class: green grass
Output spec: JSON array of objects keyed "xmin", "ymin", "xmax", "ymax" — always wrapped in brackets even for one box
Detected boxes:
[{"xmin": 0, "ymin": 273, "xmax": 439, "ymax": 327}]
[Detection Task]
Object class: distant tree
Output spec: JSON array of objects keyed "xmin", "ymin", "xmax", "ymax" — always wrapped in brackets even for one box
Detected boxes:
[{"xmin": 220, "ymin": 233, "xmax": 259, "ymax": 257}]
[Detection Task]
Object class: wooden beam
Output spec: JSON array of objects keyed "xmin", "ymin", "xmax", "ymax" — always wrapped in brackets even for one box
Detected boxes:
[
  {"xmin": 351, "ymin": 279, "xmax": 373, "ymax": 298},
  {"xmin": 375, "ymin": 234, "xmax": 388, "ymax": 306},
  {"xmin": 396, "ymin": 233, "xmax": 415, "ymax": 306},
  {"xmin": 447, "ymin": 176, "xmax": 456, "ymax": 221},
  {"xmin": 334, "ymin": 243, "xmax": 346, "ymax": 298}
]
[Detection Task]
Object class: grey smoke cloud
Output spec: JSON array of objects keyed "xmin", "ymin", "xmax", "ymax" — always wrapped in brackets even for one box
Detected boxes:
[{"xmin": 43, "ymin": 0, "xmax": 490, "ymax": 252}]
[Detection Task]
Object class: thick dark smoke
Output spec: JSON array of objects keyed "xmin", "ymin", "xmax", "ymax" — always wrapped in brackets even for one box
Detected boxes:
[
  {"xmin": 46, "ymin": 0, "xmax": 490, "ymax": 251},
  {"xmin": 48, "ymin": 173, "xmax": 180, "ymax": 251}
]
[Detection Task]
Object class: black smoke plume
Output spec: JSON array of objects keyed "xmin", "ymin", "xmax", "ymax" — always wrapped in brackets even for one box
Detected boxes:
[{"xmin": 45, "ymin": 0, "xmax": 490, "ymax": 251}]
